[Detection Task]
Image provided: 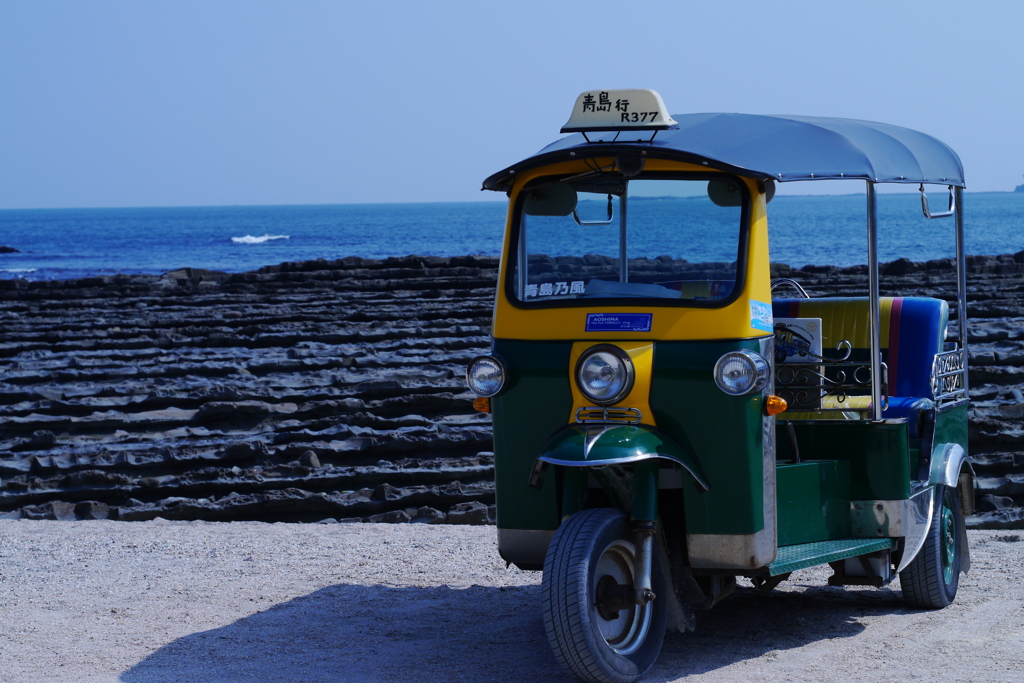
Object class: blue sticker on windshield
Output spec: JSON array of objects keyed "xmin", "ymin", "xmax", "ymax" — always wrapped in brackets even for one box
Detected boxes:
[
  {"xmin": 586, "ymin": 313, "xmax": 652, "ymax": 332},
  {"xmin": 750, "ymin": 300, "xmax": 774, "ymax": 332}
]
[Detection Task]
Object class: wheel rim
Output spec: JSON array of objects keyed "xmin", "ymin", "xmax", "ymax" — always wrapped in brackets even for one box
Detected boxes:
[
  {"xmin": 592, "ymin": 539, "xmax": 651, "ymax": 656},
  {"xmin": 940, "ymin": 490, "xmax": 957, "ymax": 584}
]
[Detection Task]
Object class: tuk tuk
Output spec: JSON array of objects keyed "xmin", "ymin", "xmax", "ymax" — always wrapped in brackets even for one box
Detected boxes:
[{"xmin": 467, "ymin": 89, "xmax": 974, "ymax": 683}]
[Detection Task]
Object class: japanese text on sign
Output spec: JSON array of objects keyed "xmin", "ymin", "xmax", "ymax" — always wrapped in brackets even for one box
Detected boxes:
[
  {"xmin": 581, "ymin": 91, "xmax": 657, "ymax": 123},
  {"xmin": 524, "ymin": 281, "xmax": 585, "ymax": 299}
]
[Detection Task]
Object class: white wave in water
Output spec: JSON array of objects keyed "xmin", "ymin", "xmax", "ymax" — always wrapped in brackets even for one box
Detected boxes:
[
  {"xmin": 0, "ymin": 268, "xmax": 37, "ymax": 273},
  {"xmin": 231, "ymin": 234, "xmax": 290, "ymax": 245}
]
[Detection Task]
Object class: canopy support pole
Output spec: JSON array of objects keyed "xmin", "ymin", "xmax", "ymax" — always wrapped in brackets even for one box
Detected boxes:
[
  {"xmin": 619, "ymin": 191, "xmax": 629, "ymax": 283},
  {"xmin": 517, "ymin": 218, "xmax": 528, "ymax": 301},
  {"xmin": 954, "ymin": 185, "xmax": 969, "ymax": 393},
  {"xmin": 866, "ymin": 182, "xmax": 883, "ymax": 422}
]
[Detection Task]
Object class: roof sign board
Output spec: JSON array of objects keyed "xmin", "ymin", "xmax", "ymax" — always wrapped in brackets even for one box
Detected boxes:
[{"xmin": 561, "ymin": 89, "xmax": 678, "ymax": 133}]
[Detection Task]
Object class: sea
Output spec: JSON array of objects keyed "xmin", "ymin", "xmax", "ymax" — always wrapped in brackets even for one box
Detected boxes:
[{"xmin": 1, "ymin": 192, "xmax": 1023, "ymax": 281}]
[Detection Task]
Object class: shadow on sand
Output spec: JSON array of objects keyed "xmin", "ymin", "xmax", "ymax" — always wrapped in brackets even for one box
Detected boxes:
[
  {"xmin": 121, "ymin": 583, "xmax": 563, "ymax": 683},
  {"xmin": 651, "ymin": 580, "xmax": 910, "ymax": 682},
  {"xmin": 121, "ymin": 580, "xmax": 910, "ymax": 683}
]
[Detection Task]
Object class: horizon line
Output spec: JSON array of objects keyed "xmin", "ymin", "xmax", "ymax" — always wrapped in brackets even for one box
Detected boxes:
[{"xmin": 2, "ymin": 189, "xmax": 1020, "ymax": 212}]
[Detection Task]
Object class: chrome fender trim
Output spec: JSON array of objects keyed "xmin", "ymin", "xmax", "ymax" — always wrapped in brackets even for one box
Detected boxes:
[
  {"xmin": 851, "ymin": 488, "xmax": 935, "ymax": 573},
  {"xmin": 899, "ymin": 489, "xmax": 935, "ymax": 573},
  {"xmin": 537, "ymin": 424, "xmax": 709, "ymax": 492},
  {"xmin": 930, "ymin": 443, "xmax": 972, "ymax": 489}
]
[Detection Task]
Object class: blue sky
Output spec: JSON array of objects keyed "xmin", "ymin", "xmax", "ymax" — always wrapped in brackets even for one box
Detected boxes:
[{"xmin": 1, "ymin": 1, "xmax": 1022, "ymax": 209}]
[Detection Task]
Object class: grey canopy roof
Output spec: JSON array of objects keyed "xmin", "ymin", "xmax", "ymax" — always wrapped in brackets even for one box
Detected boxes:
[{"xmin": 482, "ymin": 113, "xmax": 964, "ymax": 192}]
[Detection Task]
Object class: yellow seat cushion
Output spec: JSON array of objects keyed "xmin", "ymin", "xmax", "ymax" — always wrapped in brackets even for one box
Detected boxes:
[{"xmin": 781, "ymin": 395, "xmax": 871, "ymax": 421}]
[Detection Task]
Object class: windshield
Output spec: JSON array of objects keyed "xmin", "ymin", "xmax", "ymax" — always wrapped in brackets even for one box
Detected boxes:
[{"xmin": 509, "ymin": 175, "xmax": 748, "ymax": 306}]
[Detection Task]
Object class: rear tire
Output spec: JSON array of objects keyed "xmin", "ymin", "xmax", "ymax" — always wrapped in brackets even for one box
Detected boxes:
[
  {"xmin": 900, "ymin": 485, "xmax": 962, "ymax": 608},
  {"xmin": 541, "ymin": 508, "xmax": 667, "ymax": 683}
]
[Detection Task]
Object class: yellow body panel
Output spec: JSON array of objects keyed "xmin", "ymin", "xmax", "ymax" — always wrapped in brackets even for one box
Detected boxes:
[
  {"xmin": 567, "ymin": 342, "xmax": 655, "ymax": 425},
  {"xmin": 491, "ymin": 158, "xmax": 773, "ymax": 342}
]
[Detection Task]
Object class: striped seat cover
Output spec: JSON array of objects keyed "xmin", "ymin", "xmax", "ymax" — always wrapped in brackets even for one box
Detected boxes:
[{"xmin": 772, "ymin": 297, "xmax": 948, "ymax": 424}]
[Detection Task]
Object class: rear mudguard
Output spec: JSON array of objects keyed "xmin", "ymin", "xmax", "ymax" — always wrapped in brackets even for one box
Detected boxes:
[
  {"xmin": 887, "ymin": 443, "xmax": 975, "ymax": 573},
  {"xmin": 538, "ymin": 424, "xmax": 709, "ymax": 493},
  {"xmin": 930, "ymin": 442, "xmax": 974, "ymax": 573},
  {"xmin": 931, "ymin": 443, "xmax": 976, "ymax": 512}
]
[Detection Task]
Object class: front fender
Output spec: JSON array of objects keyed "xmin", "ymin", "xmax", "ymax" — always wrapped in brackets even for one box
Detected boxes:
[{"xmin": 539, "ymin": 424, "xmax": 709, "ymax": 492}]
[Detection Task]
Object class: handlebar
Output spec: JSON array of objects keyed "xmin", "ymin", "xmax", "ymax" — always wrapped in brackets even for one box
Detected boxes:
[{"xmin": 920, "ymin": 184, "xmax": 956, "ymax": 219}]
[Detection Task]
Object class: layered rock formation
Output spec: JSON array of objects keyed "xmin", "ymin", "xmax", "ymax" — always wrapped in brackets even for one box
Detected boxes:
[
  {"xmin": 0, "ymin": 256, "xmax": 497, "ymax": 524},
  {"xmin": 1, "ymin": 254, "xmax": 1022, "ymax": 528}
]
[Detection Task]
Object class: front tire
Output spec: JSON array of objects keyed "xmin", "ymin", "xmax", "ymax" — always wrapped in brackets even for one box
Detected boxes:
[
  {"xmin": 900, "ymin": 485, "xmax": 963, "ymax": 608},
  {"xmin": 541, "ymin": 508, "xmax": 668, "ymax": 683}
]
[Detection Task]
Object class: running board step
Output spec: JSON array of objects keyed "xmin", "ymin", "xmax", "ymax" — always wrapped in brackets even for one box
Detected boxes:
[{"xmin": 769, "ymin": 538, "xmax": 896, "ymax": 576}]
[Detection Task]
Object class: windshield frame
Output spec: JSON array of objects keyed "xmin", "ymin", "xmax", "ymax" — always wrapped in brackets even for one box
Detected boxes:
[{"xmin": 503, "ymin": 170, "xmax": 752, "ymax": 310}]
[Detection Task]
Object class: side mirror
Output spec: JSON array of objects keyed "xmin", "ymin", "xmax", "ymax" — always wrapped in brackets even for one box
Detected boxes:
[
  {"xmin": 707, "ymin": 180, "xmax": 743, "ymax": 207},
  {"xmin": 523, "ymin": 183, "xmax": 578, "ymax": 216},
  {"xmin": 707, "ymin": 179, "xmax": 774, "ymax": 206}
]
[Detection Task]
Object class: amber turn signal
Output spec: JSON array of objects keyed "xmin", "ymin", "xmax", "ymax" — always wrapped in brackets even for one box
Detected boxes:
[
  {"xmin": 473, "ymin": 396, "xmax": 492, "ymax": 413},
  {"xmin": 764, "ymin": 394, "xmax": 788, "ymax": 416}
]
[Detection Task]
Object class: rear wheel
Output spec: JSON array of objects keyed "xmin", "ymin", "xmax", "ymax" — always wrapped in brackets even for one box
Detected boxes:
[
  {"xmin": 900, "ymin": 485, "xmax": 962, "ymax": 608},
  {"xmin": 541, "ymin": 508, "xmax": 667, "ymax": 683}
]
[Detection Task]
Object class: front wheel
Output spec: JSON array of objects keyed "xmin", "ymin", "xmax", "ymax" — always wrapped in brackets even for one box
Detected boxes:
[
  {"xmin": 900, "ymin": 485, "xmax": 963, "ymax": 608},
  {"xmin": 541, "ymin": 508, "xmax": 668, "ymax": 683}
]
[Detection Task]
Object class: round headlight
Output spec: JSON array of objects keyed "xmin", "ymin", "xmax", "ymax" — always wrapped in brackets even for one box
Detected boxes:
[
  {"xmin": 713, "ymin": 350, "xmax": 770, "ymax": 396},
  {"xmin": 466, "ymin": 355, "xmax": 506, "ymax": 397},
  {"xmin": 576, "ymin": 345, "xmax": 634, "ymax": 405}
]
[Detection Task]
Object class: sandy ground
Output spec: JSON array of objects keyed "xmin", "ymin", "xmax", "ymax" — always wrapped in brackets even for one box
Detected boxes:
[{"xmin": 1, "ymin": 521, "xmax": 1022, "ymax": 683}]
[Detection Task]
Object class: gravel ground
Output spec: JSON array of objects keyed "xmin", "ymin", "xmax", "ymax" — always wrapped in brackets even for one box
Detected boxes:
[{"xmin": 1, "ymin": 521, "xmax": 1022, "ymax": 683}]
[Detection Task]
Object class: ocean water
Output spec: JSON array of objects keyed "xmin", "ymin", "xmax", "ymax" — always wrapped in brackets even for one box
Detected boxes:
[{"xmin": 1, "ymin": 192, "xmax": 1022, "ymax": 281}]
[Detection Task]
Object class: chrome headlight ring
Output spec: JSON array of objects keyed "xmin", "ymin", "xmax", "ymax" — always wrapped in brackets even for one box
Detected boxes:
[
  {"xmin": 466, "ymin": 354, "xmax": 508, "ymax": 398},
  {"xmin": 575, "ymin": 344, "xmax": 635, "ymax": 406},
  {"xmin": 713, "ymin": 349, "xmax": 770, "ymax": 396}
]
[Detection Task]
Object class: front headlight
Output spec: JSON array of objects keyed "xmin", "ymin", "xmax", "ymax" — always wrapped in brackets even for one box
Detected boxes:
[
  {"xmin": 576, "ymin": 345, "xmax": 634, "ymax": 405},
  {"xmin": 466, "ymin": 355, "xmax": 507, "ymax": 397},
  {"xmin": 713, "ymin": 349, "xmax": 770, "ymax": 396}
]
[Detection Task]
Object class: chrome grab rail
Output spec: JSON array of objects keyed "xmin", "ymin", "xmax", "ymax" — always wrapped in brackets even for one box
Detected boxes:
[
  {"xmin": 770, "ymin": 278, "xmax": 810, "ymax": 298},
  {"xmin": 572, "ymin": 194, "xmax": 615, "ymax": 226},
  {"xmin": 932, "ymin": 347, "xmax": 967, "ymax": 406},
  {"xmin": 920, "ymin": 184, "xmax": 956, "ymax": 219},
  {"xmin": 575, "ymin": 406, "xmax": 643, "ymax": 424}
]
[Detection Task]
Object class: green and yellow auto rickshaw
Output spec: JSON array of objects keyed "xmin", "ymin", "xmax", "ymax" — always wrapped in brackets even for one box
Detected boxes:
[{"xmin": 466, "ymin": 89, "xmax": 974, "ymax": 683}]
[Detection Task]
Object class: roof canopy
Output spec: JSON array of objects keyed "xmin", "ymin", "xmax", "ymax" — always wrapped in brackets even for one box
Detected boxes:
[{"xmin": 482, "ymin": 113, "xmax": 964, "ymax": 192}]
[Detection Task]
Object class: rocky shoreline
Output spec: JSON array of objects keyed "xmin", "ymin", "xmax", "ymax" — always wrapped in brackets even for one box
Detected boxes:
[{"xmin": 1, "ymin": 253, "xmax": 1022, "ymax": 528}]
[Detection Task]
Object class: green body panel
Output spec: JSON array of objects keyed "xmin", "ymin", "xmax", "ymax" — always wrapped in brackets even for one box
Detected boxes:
[
  {"xmin": 933, "ymin": 402, "xmax": 969, "ymax": 456},
  {"xmin": 539, "ymin": 424, "xmax": 709, "ymax": 491},
  {"xmin": 649, "ymin": 340, "xmax": 766, "ymax": 535},
  {"xmin": 908, "ymin": 446, "xmax": 921, "ymax": 482},
  {"xmin": 490, "ymin": 340, "xmax": 574, "ymax": 531},
  {"xmin": 776, "ymin": 460, "xmax": 851, "ymax": 546},
  {"xmin": 778, "ymin": 421, "xmax": 911, "ymax": 500},
  {"xmin": 492, "ymin": 338, "xmax": 766, "ymax": 535}
]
